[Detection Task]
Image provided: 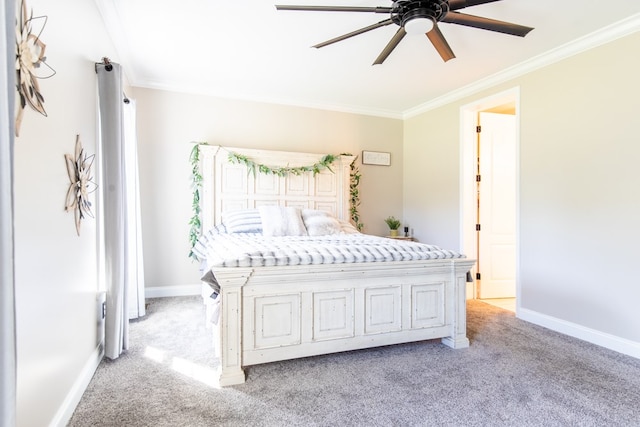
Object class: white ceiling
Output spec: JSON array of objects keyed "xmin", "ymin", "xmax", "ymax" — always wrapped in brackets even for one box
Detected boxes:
[{"xmin": 95, "ymin": 0, "xmax": 640, "ymax": 118}]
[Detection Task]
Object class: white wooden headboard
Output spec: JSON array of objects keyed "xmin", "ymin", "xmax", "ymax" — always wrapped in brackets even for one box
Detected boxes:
[{"xmin": 199, "ymin": 145, "xmax": 355, "ymax": 233}]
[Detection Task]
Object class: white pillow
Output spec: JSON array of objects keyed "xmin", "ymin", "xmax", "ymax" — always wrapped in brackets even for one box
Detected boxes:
[
  {"xmin": 338, "ymin": 220, "xmax": 360, "ymax": 234},
  {"xmin": 222, "ymin": 209, "xmax": 263, "ymax": 233},
  {"xmin": 302, "ymin": 209, "xmax": 342, "ymax": 236},
  {"xmin": 259, "ymin": 206, "xmax": 307, "ymax": 237}
]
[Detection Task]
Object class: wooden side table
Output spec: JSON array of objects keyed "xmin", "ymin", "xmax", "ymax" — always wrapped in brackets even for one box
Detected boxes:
[{"xmin": 385, "ymin": 236, "xmax": 416, "ymax": 241}]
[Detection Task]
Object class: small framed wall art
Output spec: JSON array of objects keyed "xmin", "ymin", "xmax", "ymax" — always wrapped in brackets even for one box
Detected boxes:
[{"xmin": 362, "ymin": 150, "xmax": 391, "ymax": 166}]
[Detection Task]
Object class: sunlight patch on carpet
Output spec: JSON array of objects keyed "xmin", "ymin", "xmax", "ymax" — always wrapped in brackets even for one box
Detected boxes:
[
  {"xmin": 144, "ymin": 345, "xmax": 222, "ymax": 388},
  {"xmin": 143, "ymin": 346, "xmax": 165, "ymax": 363},
  {"xmin": 171, "ymin": 356, "xmax": 221, "ymax": 388}
]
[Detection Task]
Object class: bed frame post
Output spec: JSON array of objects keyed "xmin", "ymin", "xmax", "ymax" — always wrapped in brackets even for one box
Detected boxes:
[
  {"xmin": 336, "ymin": 154, "xmax": 355, "ymax": 222},
  {"xmin": 441, "ymin": 261, "xmax": 472, "ymax": 349},
  {"xmin": 198, "ymin": 145, "xmax": 220, "ymax": 234},
  {"xmin": 215, "ymin": 269, "xmax": 252, "ymax": 386}
]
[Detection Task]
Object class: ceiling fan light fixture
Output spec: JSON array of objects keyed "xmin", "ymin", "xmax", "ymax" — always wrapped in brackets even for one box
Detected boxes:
[{"xmin": 404, "ymin": 16, "xmax": 434, "ymax": 34}]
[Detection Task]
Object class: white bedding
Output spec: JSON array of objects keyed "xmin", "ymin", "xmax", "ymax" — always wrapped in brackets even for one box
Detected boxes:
[{"xmin": 195, "ymin": 230, "xmax": 466, "ymax": 269}]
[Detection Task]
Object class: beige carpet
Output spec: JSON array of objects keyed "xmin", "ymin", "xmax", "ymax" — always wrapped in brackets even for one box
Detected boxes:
[{"xmin": 69, "ymin": 296, "xmax": 640, "ymax": 426}]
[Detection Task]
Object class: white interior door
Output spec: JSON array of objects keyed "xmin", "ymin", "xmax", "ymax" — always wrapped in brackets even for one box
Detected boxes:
[{"xmin": 477, "ymin": 112, "xmax": 516, "ymax": 298}]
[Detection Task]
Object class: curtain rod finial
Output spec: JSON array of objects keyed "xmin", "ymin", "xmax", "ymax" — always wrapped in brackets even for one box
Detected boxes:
[{"xmin": 101, "ymin": 57, "xmax": 113, "ymax": 72}]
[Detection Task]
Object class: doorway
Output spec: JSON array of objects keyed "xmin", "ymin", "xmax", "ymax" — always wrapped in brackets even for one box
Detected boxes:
[{"xmin": 460, "ymin": 88, "xmax": 519, "ymax": 310}]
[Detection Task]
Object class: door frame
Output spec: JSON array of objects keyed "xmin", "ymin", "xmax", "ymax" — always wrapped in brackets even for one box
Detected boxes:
[{"xmin": 459, "ymin": 87, "xmax": 521, "ymax": 304}]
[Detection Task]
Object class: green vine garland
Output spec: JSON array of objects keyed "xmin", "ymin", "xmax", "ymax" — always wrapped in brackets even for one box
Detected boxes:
[
  {"xmin": 349, "ymin": 159, "xmax": 364, "ymax": 231},
  {"xmin": 228, "ymin": 152, "xmax": 337, "ymax": 176},
  {"xmin": 188, "ymin": 143, "xmax": 363, "ymax": 259},
  {"xmin": 188, "ymin": 142, "xmax": 206, "ymax": 259}
]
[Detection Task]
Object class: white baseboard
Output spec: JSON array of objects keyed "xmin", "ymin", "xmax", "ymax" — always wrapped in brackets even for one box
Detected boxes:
[
  {"xmin": 518, "ymin": 308, "xmax": 640, "ymax": 360},
  {"xmin": 145, "ymin": 284, "xmax": 201, "ymax": 298},
  {"xmin": 49, "ymin": 343, "xmax": 104, "ymax": 427}
]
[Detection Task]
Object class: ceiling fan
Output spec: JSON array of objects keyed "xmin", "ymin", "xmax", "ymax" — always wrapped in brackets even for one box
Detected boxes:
[{"xmin": 275, "ymin": 0, "xmax": 534, "ymax": 64}]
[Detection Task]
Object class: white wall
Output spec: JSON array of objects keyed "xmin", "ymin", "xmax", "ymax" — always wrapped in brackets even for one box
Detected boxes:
[
  {"xmin": 134, "ymin": 88, "xmax": 404, "ymax": 290},
  {"xmin": 13, "ymin": 0, "xmax": 122, "ymax": 425},
  {"xmin": 404, "ymin": 32, "xmax": 640, "ymax": 354}
]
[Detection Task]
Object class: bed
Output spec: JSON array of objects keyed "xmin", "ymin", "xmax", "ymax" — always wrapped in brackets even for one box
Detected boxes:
[{"xmin": 194, "ymin": 145, "xmax": 475, "ymax": 386}]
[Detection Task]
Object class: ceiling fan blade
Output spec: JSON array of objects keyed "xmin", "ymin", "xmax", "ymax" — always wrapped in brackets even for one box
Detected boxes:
[
  {"xmin": 313, "ymin": 19, "xmax": 394, "ymax": 48},
  {"xmin": 448, "ymin": 0, "xmax": 502, "ymax": 11},
  {"xmin": 426, "ymin": 25, "xmax": 456, "ymax": 62},
  {"xmin": 373, "ymin": 27, "xmax": 407, "ymax": 65},
  {"xmin": 442, "ymin": 11, "xmax": 533, "ymax": 37},
  {"xmin": 276, "ymin": 5, "xmax": 392, "ymax": 13}
]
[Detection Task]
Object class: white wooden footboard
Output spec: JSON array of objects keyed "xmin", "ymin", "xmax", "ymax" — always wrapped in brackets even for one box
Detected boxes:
[{"xmin": 209, "ymin": 259, "xmax": 475, "ymax": 386}]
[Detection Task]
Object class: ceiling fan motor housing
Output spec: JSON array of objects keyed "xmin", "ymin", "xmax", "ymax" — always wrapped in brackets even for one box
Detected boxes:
[{"xmin": 391, "ymin": 0, "xmax": 449, "ymax": 27}]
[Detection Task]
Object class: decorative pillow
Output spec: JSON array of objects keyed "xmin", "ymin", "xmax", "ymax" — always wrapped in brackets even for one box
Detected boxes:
[
  {"xmin": 213, "ymin": 223, "xmax": 227, "ymax": 234},
  {"xmin": 302, "ymin": 209, "xmax": 342, "ymax": 236},
  {"xmin": 259, "ymin": 206, "xmax": 307, "ymax": 237},
  {"xmin": 338, "ymin": 220, "xmax": 360, "ymax": 234},
  {"xmin": 222, "ymin": 209, "xmax": 262, "ymax": 233}
]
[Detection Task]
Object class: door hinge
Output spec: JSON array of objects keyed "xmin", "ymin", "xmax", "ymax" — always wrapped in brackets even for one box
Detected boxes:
[
  {"xmin": 476, "ymin": 125, "xmax": 482, "ymax": 133},
  {"xmin": 476, "ymin": 174, "xmax": 481, "ymax": 182},
  {"xmin": 476, "ymin": 273, "xmax": 481, "ymax": 280},
  {"xmin": 476, "ymin": 224, "xmax": 481, "ymax": 231}
]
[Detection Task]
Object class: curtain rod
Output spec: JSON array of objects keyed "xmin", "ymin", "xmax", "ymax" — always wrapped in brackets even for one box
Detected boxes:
[{"xmin": 96, "ymin": 57, "xmax": 130, "ymax": 103}]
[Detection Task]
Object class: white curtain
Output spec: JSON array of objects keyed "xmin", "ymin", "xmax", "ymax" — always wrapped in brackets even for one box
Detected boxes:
[
  {"xmin": 124, "ymin": 99, "xmax": 145, "ymax": 319},
  {"xmin": 0, "ymin": 0, "xmax": 16, "ymax": 424},
  {"xmin": 96, "ymin": 61, "xmax": 145, "ymax": 359}
]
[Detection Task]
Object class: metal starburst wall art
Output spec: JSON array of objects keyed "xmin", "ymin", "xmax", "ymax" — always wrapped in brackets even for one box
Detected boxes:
[
  {"xmin": 15, "ymin": 0, "xmax": 56, "ymax": 136},
  {"xmin": 65, "ymin": 135, "xmax": 97, "ymax": 236}
]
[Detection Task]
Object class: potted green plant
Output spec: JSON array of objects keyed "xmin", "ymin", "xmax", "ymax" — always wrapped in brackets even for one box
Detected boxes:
[{"xmin": 384, "ymin": 216, "xmax": 401, "ymax": 237}]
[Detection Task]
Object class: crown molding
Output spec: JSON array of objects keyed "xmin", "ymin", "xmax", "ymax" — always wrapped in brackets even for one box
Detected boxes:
[
  {"xmin": 133, "ymin": 80, "xmax": 405, "ymax": 120},
  {"xmin": 403, "ymin": 13, "xmax": 640, "ymax": 119}
]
